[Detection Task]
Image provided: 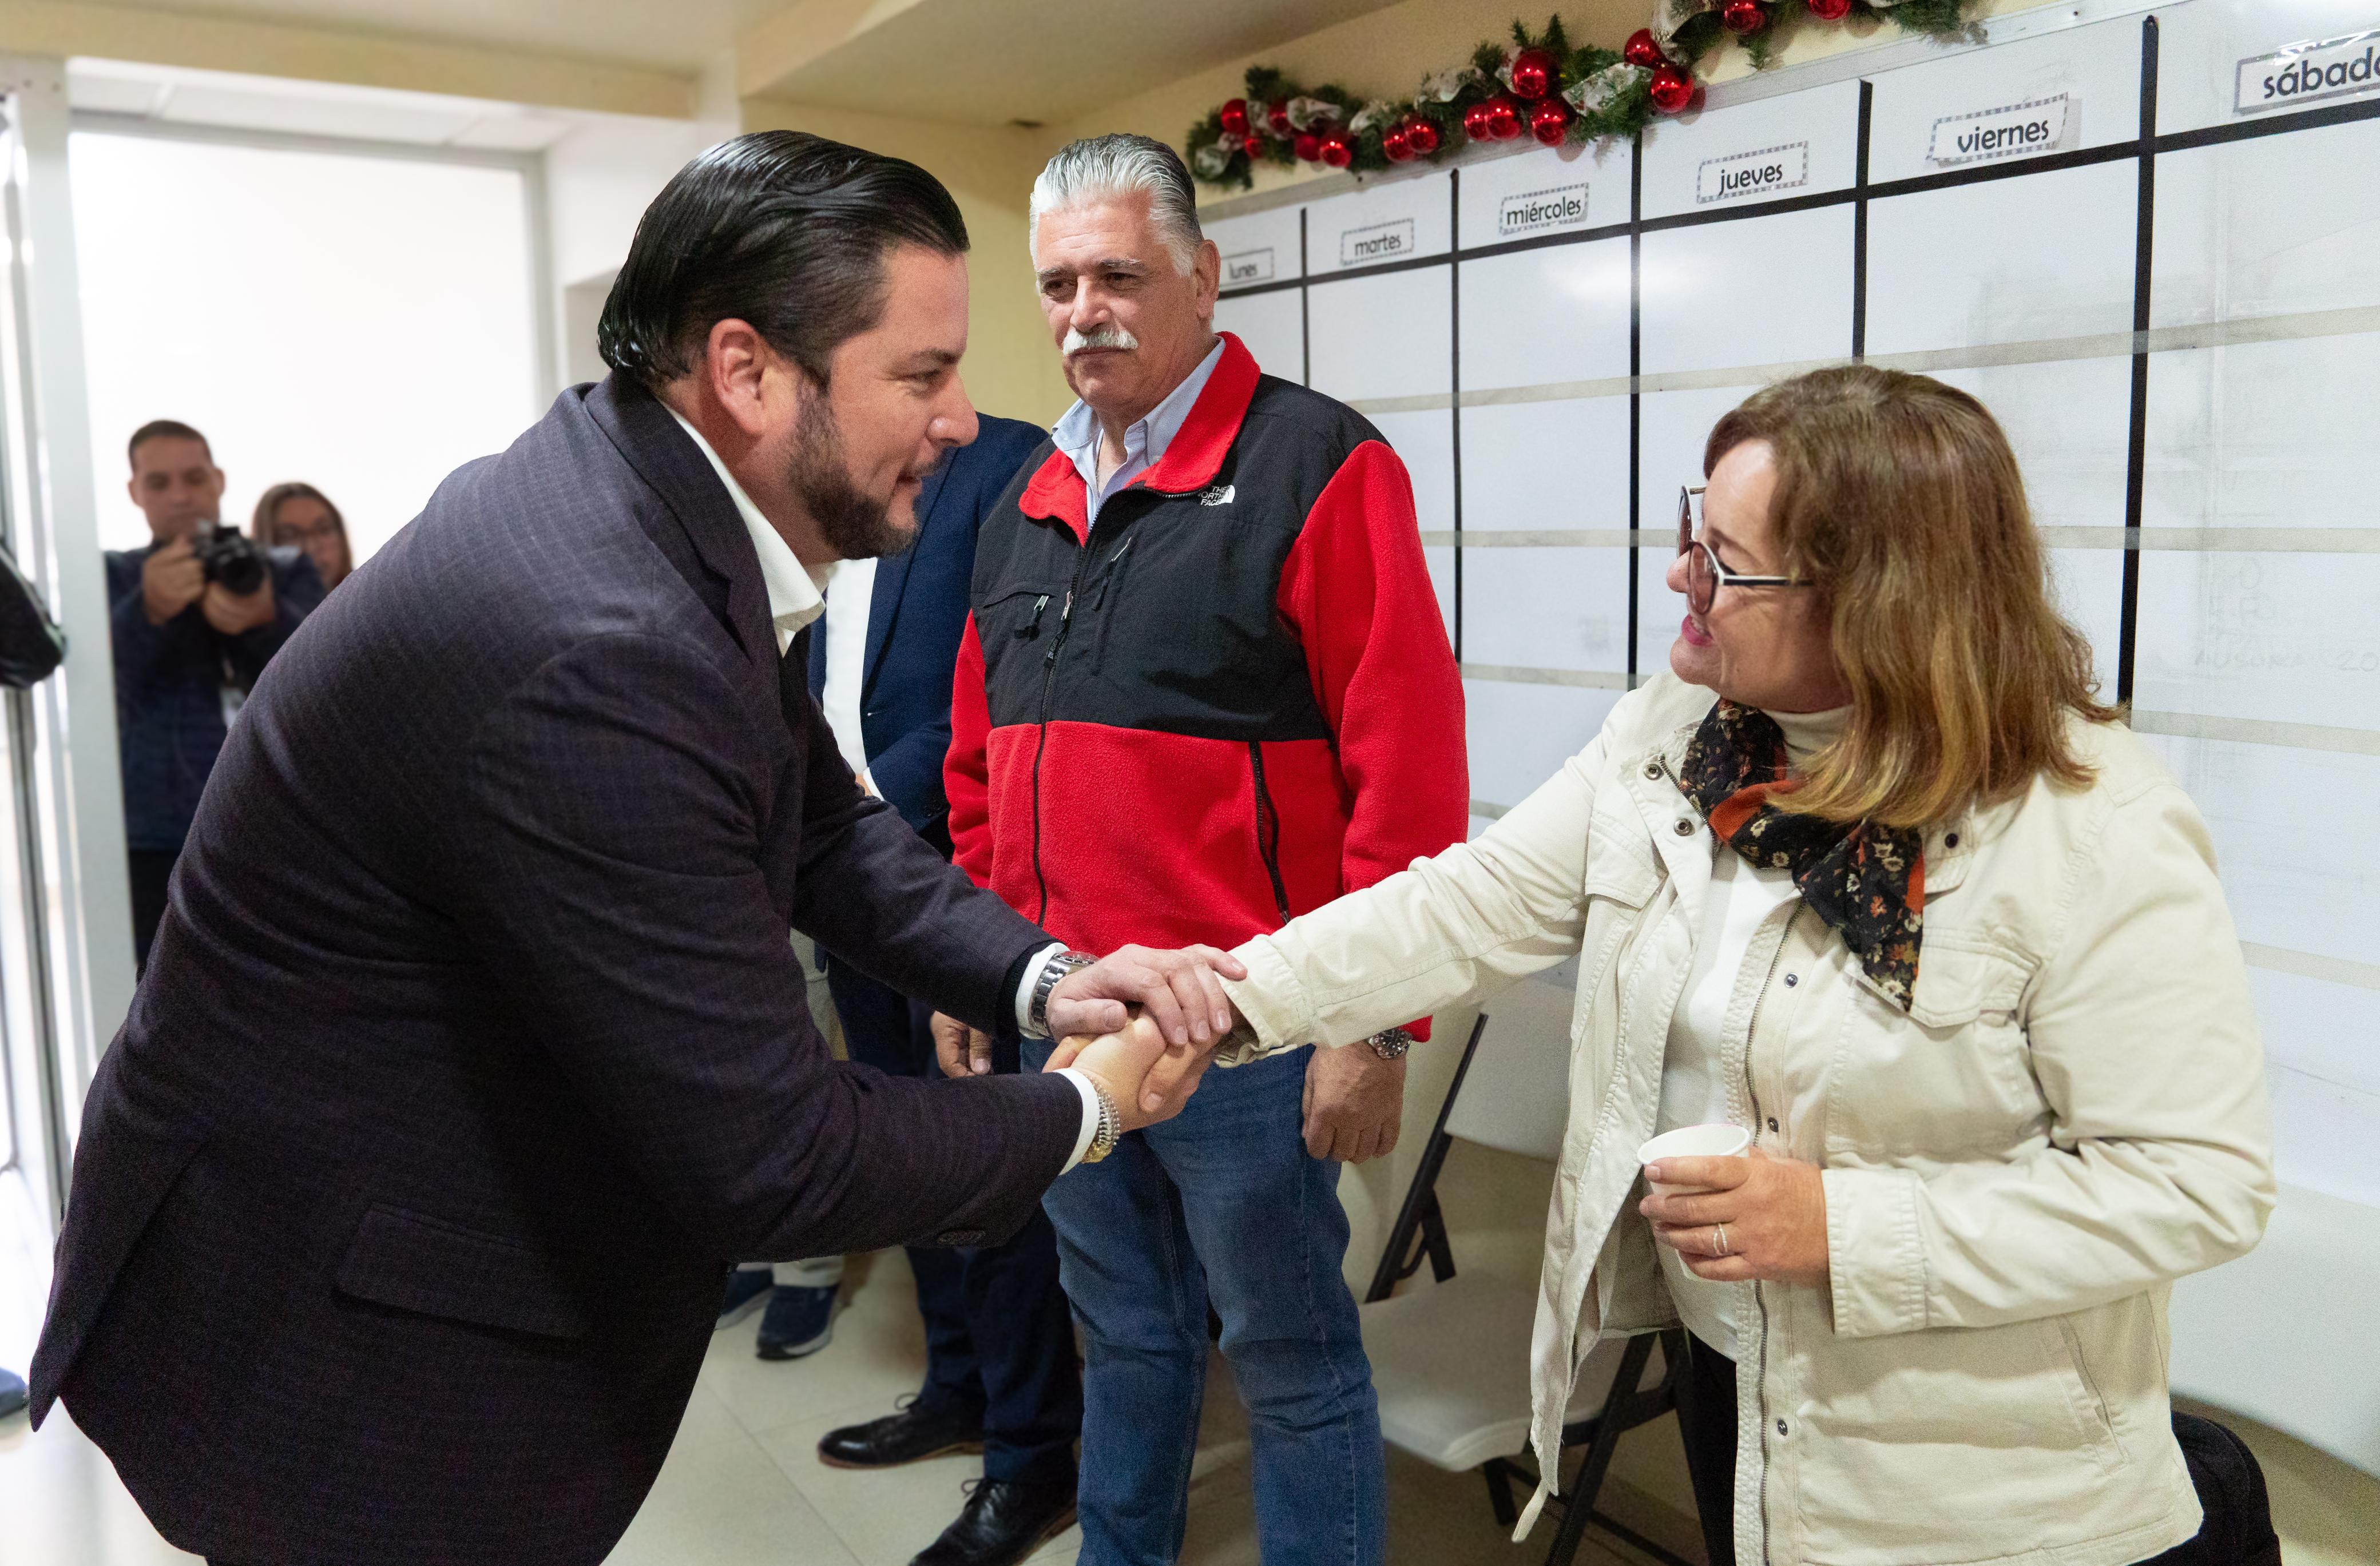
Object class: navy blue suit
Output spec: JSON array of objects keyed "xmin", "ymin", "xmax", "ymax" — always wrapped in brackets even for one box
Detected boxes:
[{"xmin": 807, "ymin": 415, "xmax": 1080, "ymax": 1486}]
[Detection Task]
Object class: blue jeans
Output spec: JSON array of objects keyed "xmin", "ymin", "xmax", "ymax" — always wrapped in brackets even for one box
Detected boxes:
[{"xmin": 1026, "ymin": 1039, "xmax": 1385, "ymax": 1566}]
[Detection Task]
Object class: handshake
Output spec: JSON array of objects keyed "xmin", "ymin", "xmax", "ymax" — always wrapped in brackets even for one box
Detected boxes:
[{"xmin": 931, "ymin": 943, "xmax": 1252, "ymax": 1137}]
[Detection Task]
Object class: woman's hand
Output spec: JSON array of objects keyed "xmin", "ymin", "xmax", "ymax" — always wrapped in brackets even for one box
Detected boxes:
[
  {"xmin": 1640, "ymin": 1148, "xmax": 1829, "ymax": 1286},
  {"xmin": 1054, "ymin": 1013, "xmax": 1215, "ymax": 1132}
]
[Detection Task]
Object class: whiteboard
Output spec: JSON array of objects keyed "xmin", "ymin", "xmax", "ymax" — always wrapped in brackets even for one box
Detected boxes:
[{"xmin": 1203, "ymin": 0, "xmax": 2380, "ymax": 1476}]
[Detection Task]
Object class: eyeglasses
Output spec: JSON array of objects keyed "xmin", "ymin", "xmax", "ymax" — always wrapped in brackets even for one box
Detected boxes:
[{"xmin": 1677, "ymin": 486, "xmax": 1810, "ymax": 617}]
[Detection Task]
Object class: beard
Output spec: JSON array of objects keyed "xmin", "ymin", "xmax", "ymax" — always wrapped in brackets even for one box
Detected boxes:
[{"xmin": 786, "ymin": 394, "xmax": 916, "ymax": 562}]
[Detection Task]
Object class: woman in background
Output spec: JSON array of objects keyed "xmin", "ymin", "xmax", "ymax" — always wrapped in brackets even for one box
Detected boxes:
[
  {"xmin": 253, "ymin": 481, "xmax": 351, "ymax": 591},
  {"xmin": 1091, "ymin": 365, "xmax": 2279, "ymax": 1566}
]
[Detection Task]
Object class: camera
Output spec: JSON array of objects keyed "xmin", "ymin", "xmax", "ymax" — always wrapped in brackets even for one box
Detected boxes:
[{"xmin": 192, "ymin": 520, "xmax": 267, "ymax": 597}]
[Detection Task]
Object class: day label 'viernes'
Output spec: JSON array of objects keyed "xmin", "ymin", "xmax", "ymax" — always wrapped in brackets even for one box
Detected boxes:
[
  {"xmin": 2237, "ymin": 29, "xmax": 2380, "ymax": 114},
  {"xmin": 1223, "ymin": 248, "xmax": 1276, "ymax": 286},
  {"xmin": 1339, "ymin": 218, "xmax": 1417, "ymax": 266},
  {"xmin": 1498, "ymin": 182, "xmax": 1590, "ymax": 238},
  {"xmin": 1927, "ymin": 94, "xmax": 2072, "ymax": 166},
  {"xmin": 1695, "ymin": 142, "xmax": 1810, "ymax": 205}
]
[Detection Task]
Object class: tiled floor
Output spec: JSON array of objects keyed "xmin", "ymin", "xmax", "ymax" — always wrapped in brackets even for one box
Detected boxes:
[{"xmin": 1, "ymin": 1205, "xmax": 1652, "ymax": 1566}]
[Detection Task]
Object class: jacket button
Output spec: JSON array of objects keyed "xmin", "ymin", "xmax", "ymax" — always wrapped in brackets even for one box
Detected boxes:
[
  {"xmin": 1945, "ymin": 832, "xmax": 1960, "ymax": 848},
  {"xmin": 1783, "ymin": 973, "xmax": 1798, "ymax": 987},
  {"xmin": 1644, "ymin": 763, "xmax": 1663, "ymax": 780},
  {"xmin": 1673, "ymin": 820, "xmax": 1695, "ymax": 836},
  {"xmin": 1776, "ymin": 1418, "xmax": 1789, "ymax": 1436},
  {"xmin": 1767, "ymin": 1117, "xmax": 1779, "ymax": 1132}
]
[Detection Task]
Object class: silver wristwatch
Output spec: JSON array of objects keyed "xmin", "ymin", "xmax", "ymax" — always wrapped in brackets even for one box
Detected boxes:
[
  {"xmin": 1028, "ymin": 949, "xmax": 1097, "ymax": 1038},
  {"xmin": 1364, "ymin": 1027, "xmax": 1414, "ymax": 1060},
  {"xmin": 1080, "ymin": 1075, "xmax": 1122, "ymax": 1164}
]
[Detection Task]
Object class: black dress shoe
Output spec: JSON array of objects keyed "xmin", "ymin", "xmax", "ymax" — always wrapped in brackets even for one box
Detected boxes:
[
  {"xmin": 912, "ymin": 1477, "xmax": 1077, "ymax": 1566},
  {"xmin": 816, "ymin": 1398, "xmax": 985, "ymax": 1469}
]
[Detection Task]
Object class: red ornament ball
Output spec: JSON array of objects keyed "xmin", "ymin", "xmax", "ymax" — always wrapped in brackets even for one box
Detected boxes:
[
  {"xmin": 1806, "ymin": 0, "xmax": 1852, "ymax": 16},
  {"xmin": 1318, "ymin": 130, "xmax": 1354, "ymax": 169},
  {"xmin": 1485, "ymin": 93, "xmax": 1524, "ymax": 140},
  {"xmin": 1382, "ymin": 125, "xmax": 1414, "ymax": 162},
  {"xmin": 1462, "ymin": 100, "xmax": 1496, "ymax": 142},
  {"xmin": 1648, "ymin": 63, "xmax": 1695, "ymax": 114},
  {"xmin": 1292, "ymin": 130, "xmax": 1322, "ymax": 162},
  {"xmin": 1267, "ymin": 98, "xmax": 1293, "ymax": 137},
  {"xmin": 1722, "ymin": 0, "xmax": 1768, "ymax": 33},
  {"xmin": 1529, "ymin": 97, "xmax": 1572, "ymax": 146},
  {"xmin": 1623, "ymin": 28, "xmax": 1669, "ymax": 69},
  {"xmin": 1219, "ymin": 98, "xmax": 1251, "ymax": 139},
  {"xmin": 1403, "ymin": 116, "xmax": 1441, "ymax": 156},
  {"xmin": 1509, "ymin": 47, "xmax": 1557, "ymax": 101}
]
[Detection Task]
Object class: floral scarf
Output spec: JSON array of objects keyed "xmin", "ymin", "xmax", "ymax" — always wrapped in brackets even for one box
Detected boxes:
[{"xmin": 1677, "ymin": 699, "xmax": 1925, "ymax": 1010}]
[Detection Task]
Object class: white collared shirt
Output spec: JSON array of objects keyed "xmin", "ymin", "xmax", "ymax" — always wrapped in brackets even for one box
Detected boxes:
[
  {"xmin": 1050, "ymin": 335, "xmax": 1225, "ymax": 525},
  {"xmin": 668, "ymin": 407, "xmax": 1101, "ymax": 1170},
  {"xmin": 820, "ymin": 558, "xmax": 878, "ymax": 784},
  {"xmin": 666, "ymin": 408, "xmax": 830, "ymax": 654}
]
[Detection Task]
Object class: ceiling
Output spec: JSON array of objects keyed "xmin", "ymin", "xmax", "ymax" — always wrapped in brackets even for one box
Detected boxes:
[
  {"xmin": 38, "ymin": 0, "xmax": 1418, "ymax": 129},
  {"xmin": 746, "ymin": 0, "xmax": 1413, "ymax": 125},
  {"xmin": 59, "ymin": 0, "xmax": 791, "ymax": 75},
  {"xmin": 68, "ymin": 57, "xmax": 581, "ymax": 147}
]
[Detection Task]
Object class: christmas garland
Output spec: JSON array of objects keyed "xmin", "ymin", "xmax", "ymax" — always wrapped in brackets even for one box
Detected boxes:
[{"xmin": 1185, "ymin": 3, "xmax": 1974, "ymax": 189}]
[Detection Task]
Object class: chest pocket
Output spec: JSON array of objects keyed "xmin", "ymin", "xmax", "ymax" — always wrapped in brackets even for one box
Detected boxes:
[
  {"xmin": 1827, "ymin": 940, "xmax": 2046, "ymax": 1159},
  {"xmin": 1580, "ymin": 805, "xmax": 1663, "ymax": 911},
  {"xmin": 975, "ymin": 584, "xmax": 1068, "ymax": 728}
]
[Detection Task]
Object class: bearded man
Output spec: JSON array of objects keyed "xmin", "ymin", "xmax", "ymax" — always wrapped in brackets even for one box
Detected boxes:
[{"xmin": 29, "ymin": 132, "xmax": 1244, "ymax": 1566}]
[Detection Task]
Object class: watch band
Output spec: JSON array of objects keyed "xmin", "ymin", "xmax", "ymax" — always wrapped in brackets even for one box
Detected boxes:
[
  {"xmin": 1028, "ymin": 949, "xmax": 1097, "ymax": 1039},
  {"xmin": 1364, "ymin": 1027, "xmax": 1414, "ymax": 1060},
  {"xmin": 1080, "ymin": 1076, "xmax": 1121, "ymax": 1164}
]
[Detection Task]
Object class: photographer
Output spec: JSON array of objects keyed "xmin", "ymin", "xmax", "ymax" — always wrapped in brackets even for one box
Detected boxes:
[{"xmin": 108, "ymin": 420, "xmax": 323, "ymax": 970}]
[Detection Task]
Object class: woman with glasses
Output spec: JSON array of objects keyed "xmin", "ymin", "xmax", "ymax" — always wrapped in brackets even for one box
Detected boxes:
[
  {"xmin": 1074, "ymin": 365, "xmax": 2277, "ymax": 1566},
  {"xmin": 252, "ymin": 481, "xmax": 352, "ymax": 591}
]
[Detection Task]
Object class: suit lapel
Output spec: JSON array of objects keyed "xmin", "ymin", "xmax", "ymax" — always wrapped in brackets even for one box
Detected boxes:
[
  {"xmin": 862, "ymin": 457, "xmax": 950, "ymax": 697},
  {"xmin": 582, "ymin": 375, "xmax": 774, "ymax": 668}
]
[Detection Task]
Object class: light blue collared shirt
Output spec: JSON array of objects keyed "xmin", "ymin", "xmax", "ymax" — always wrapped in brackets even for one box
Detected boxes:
[{"xmin": 1050, "ymin": 335, "xmax": 1226, "ymax": 527}]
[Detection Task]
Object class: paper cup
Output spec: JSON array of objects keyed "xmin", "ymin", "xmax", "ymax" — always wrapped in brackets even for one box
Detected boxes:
[{"xmin": 1637, "ymin": 1122, "xmax": 1752, "ymax": 1194}]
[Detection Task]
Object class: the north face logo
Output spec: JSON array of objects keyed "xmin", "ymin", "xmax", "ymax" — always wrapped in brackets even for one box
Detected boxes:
[{"xmin": 1199, "ymin": 484, "xmax": 1235, "ymax": 506}]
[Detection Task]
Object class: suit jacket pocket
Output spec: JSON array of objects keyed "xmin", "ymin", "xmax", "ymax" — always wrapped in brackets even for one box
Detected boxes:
[{"xmin": 335, "ymin": 1203, "xmax": 596, "ymax": 1341}]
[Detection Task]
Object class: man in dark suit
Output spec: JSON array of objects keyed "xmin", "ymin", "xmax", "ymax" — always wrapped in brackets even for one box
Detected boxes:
[
  {"xmin": 107, "ymin": 419, "xmax": 325, "ymax": 971},
  {"xmin": 29, "ymin": 132, "xmax": 1243, "ymax": 1566},
  {"xmin": 790, "ymin": 414, "xmax": 1085, "ymax": 1566}
]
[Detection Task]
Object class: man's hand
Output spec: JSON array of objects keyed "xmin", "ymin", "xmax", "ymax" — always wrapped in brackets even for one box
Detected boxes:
[
  {"xmin": 141, "ymin": 539, "xmax": 207, "ymax": 626},
  {"xmin": 1639, "ymin": 1148, "xmax": 1829, "ymax": 1286},
  {"xmin": 201, "ymin": 573, "xmax": 277, "ymax": 637},
  {"xmin": 930, "ymin": 1011, "xmax": 995, "ymax": 1078},
  {"xmin": 1301, "ymin": 1043, "xmax": 1405, "ymax": 1163},
  {"xmin": 1043, "ymin": 943, "xmax": 1246, "ymax": 1052},
  {"xmin": 1054, "ymin": 1013, "xmax": 1214, "ymax": 1134}
]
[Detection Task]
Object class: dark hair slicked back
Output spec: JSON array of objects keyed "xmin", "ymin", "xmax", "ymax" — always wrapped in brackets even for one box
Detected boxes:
[
  {"xmin": 128, "ymin": 419, "xmax": 211, "ymax": 470},
  {"xmin": 597, "ymin": 130, "xmax": 969, "ymax": 391}
]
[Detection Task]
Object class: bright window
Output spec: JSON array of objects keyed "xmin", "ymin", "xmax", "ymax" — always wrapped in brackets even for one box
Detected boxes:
[{"xmin": 69, "ymin": 131, "xmax": 542, "ymax": 562}]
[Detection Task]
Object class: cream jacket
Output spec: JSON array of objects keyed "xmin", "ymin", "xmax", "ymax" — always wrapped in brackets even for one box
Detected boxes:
[{"xmin": 1219, "ymin": 675, "xmax": 2275, "ymax": 1566}]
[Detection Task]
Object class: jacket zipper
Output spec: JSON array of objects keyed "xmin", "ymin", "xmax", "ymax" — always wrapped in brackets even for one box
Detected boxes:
[
  {"xmin": 1029, "ymin": 523, "xmax": 1108, "ymax": 926},
  {"xmin": 1247, "ymin": 741, "xmax": 1291, "ymax": 922},
  {"xmin": 1739, "ymin": 903, "xmax": 1799, "ymax": 1566}
]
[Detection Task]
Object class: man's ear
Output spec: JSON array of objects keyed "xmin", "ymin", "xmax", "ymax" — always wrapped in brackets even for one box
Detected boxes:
[
  {"xmin": 703, "ymin": 317, "xmax": 775, "ymax": 439},
  {"xmin": 1191, "ymin": 238, "xmax": 1222, "ymax": 316}
]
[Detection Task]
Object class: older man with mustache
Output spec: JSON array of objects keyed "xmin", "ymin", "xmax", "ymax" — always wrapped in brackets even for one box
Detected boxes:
[{"xmin": 938, "ymin": 134, "xmax": 1467, "ymax": 1566}]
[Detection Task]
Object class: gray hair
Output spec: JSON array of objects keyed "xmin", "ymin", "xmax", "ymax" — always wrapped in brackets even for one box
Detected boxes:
[{"xmin": 1028, "ymin": 134, "xmax": 1204, "ymax": 275}]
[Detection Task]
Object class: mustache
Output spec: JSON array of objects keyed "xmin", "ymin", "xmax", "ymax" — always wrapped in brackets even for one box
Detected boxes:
[{"xmin": 1062, "ymin": 323, "xmax": 1139, "ymax": 356}]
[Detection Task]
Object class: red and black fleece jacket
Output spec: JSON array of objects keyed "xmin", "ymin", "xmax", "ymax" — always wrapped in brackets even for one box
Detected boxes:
[{"xmin": 946, "ymin": 333, "xmax": 1468, "ymax": 1040}]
